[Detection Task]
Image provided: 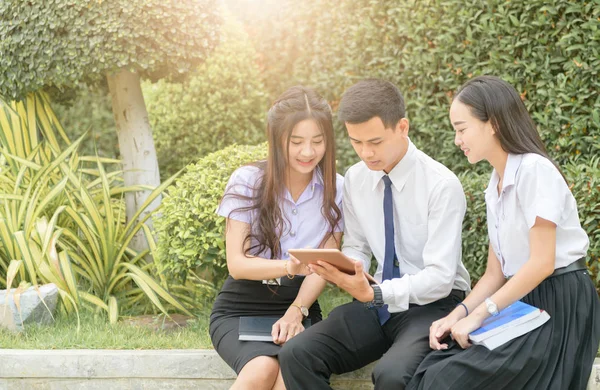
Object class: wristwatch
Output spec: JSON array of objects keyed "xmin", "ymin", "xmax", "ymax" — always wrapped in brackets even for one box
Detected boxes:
[
  {"xmin": 290, "ymin": 302, "xmax": 309, "ymax": 318},
  {"xmin": 365, "ymin": 284, "xmax": 385, "ymax": 309},
  {"xmin": 485, "ymin": 297, "xmax": 499, "ymax": 316}
]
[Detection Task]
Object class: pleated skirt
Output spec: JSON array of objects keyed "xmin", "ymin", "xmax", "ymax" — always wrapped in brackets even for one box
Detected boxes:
[
  {"xmin": 209, "ymin": 275, "xmax": 322, "ymax": 374},
  {"xmin": 407, "ymin": 269, "xmax": 600, "ymax": 390}
]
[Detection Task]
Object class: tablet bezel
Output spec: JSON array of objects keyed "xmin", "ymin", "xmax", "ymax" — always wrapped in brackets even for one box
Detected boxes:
[{"xmin": 288, "ymin": 248, "xmax": 377, "ymax": 284}]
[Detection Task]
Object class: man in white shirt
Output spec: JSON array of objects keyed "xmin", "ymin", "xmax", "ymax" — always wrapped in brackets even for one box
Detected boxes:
[{"xmin": 279, "ymin": 79, "xmax": 471, "ymax": 389}]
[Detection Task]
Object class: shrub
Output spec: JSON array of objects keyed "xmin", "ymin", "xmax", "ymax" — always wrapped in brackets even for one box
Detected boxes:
[
  {"xmin": 0, "ymin": 92, "xmax": 198, "ymax": 322},
  {"xmin": 233, "ymin": 0, "xmax": 600, "ymax": 173},
  {"xmin": 53, "ymin": 83, "xmax": 118, "ymax": 159},
  {"xmin": 459, "ymin": 172, "xmax": 490, "ymax": 283},
  {"xmin": 143, "ymin": 14, "xmax": 268, "ymax": 179},
  {"xmin": 155, "ymin": 143, "xmax": 268, "ymax": 286},
  {"xmin": 564, "ymin": 157, "xmax": 600, "ymax": 290}
]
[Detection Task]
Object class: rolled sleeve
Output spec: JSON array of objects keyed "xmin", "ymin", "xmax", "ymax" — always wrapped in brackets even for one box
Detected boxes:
[{"xmin": 341, "ymin": 174, "xmax": 372, "ymax": 270}]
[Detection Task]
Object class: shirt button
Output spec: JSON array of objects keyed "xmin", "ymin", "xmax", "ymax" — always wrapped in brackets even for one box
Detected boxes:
[
  {"xmin": 290, "ymin": 231, "xmax": 296, "ymax": 237},
  {"xmin": 284, "ymin": 252, "xmax": 289, "ymax": 257},
  {"xmin": 292, "ymin": 208, "xmax": 298, "ymax": 215}
]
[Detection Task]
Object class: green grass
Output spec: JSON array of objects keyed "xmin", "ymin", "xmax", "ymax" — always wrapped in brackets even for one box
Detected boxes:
[
  {"xmin": 0, "ymin": 310, "xmax": 213, "ymax": 349},
  {"xmin": 0, "ymin": 286, "xmax": 352, "ymax": 349}
]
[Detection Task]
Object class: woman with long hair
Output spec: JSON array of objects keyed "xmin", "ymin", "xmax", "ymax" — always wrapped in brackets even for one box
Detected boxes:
[
  {"xmin": 209, "ymin": 86, "xmax": 343, "ymax": 390},
  {"xmin": 408, "ymin": 76, "xmax": 600, "ymax": 389}
]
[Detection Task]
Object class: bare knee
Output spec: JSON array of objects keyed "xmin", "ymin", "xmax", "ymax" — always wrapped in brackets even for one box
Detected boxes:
[{"xmin": 233, "ymin": 356, "xmax": 280, "ymax": 389}]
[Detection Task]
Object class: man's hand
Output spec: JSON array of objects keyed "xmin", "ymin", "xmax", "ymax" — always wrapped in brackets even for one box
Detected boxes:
[{"xmin": 309, "ymin": 260, "xmax": 374, "ymax": 302}]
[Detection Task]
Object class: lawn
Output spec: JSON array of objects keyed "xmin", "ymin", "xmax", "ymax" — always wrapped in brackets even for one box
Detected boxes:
[{"xmin": 0, "ymin": 285, "xmax": 352, "ymax": 349}]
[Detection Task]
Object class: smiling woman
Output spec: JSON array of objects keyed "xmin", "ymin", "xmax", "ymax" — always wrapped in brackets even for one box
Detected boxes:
[
  {"xmin": 208, "ymin": 86, "xmax": 344, "ymax": 390},
  {"xmin": 286, "ymin": 120, "xmax": 326, "ymax": 200}
]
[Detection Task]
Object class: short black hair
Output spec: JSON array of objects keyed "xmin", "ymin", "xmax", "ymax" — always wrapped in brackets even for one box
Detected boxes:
[{"xmin": 337, "ymin": 79, "xmax": 405, "ymax": 128}]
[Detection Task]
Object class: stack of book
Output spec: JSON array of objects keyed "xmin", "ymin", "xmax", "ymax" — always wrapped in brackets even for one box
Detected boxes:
[{"xmin": 469, "ymin": 300, "xmax": 550, "ymax": 350}]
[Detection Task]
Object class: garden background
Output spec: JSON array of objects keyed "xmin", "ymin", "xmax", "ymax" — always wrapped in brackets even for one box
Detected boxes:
[{"xmin": 0, "ymin": 0, "xmax": 598, "ymax": 347}]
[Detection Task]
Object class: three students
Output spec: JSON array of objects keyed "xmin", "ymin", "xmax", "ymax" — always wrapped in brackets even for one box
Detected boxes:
[{"xmin": 211, "ymin": 77, "xmax": 599, "ymax": 390}]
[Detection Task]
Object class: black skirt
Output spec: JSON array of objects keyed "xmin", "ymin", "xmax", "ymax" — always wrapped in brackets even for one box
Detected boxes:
[
  {"xmin": 209, "ymin": 275, "xmax": 322, "ymax": 374},
  {"xmin": 407, "ymin": 269, "xmax": 600, "ymax": 390}
]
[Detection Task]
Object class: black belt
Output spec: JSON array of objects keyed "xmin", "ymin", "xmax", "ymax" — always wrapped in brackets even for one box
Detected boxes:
[
  {"xmin": 262, "ymin": 275, "xmax": 305, "ymax": 287},
  {"xmin": 547, "ymin": 257, "xmax": 587, "ymax": 279}
]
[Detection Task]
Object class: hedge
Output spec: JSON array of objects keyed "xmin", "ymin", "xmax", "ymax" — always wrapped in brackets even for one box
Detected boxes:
[
  {"xmin": 155, "ymin": 143, "xmax": 268, "ymax": 284},
  {"xmin": 53, "ymin": 83, "xmax": 118, "ymax": 159},
  {"xmin": 143, "ymin": 13, "xmax": 268, "ymax": 178},
  {"xmin": 231, "ymin": 0, "xmax": 600, "ymax": 174},
  {"xmin": 156, "ymin": 141, "xmax": 600, "ymax": 293}
]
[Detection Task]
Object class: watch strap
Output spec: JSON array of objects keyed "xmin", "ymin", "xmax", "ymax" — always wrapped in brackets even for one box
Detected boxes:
[
  {"xmin": 366, "ymin": 284, "xmax": 384, "ymax": 309},
  {"xmin": 290, "ymin": 303, "xmax": 308, "ymax": 318}
]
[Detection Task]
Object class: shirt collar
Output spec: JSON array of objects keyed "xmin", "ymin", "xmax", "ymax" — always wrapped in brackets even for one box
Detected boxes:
[
  {"xmin": 284, "ymin": 166, "xmax": 324, "ymax": 204},
  {"xmin": 310, "ymin": 166, "xmax": 324, "ymax": 192},
  {"xmin": 371, "ymin": 139, "xmax": 416, "ymax": 192},
  {"xmin": 485, "ymin": 153, "xmax": 523, "ymax": 197}
]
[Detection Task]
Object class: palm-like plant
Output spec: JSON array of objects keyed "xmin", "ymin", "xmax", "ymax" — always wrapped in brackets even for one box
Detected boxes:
[
  {"xmin": 58, "ymin": 159, "xmax": 191, "ymax": 322},
  {"xmin": 0, "ymin": 91, "xmax": 195, "ymax": 323}
]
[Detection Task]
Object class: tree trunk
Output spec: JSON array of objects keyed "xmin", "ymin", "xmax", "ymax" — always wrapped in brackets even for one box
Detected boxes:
[{"xmin": 107, "ymin": 68, "xmax": 161, "ymax": 254}]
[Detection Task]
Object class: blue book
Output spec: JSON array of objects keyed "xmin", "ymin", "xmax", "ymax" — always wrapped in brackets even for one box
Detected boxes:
[{"xmin": 469, "ymin": 300, "xmax": 550, "ymax": 350}]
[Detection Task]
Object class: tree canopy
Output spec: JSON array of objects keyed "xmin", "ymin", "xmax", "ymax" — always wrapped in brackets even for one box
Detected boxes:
[{"xmin": 0, "ymin": 0, "xmax": 221, "ymax": 100}]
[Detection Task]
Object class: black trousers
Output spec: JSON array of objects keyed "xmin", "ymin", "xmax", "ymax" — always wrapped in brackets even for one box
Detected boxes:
[{"xmin": 279, "ymin": 290, "xmax": 464, "ymax": 390}]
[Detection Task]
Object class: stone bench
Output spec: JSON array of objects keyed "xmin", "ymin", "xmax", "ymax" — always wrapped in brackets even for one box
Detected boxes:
[{"xmin": 0, "ymin": 349, "xmax": 597, "ymax": 389}]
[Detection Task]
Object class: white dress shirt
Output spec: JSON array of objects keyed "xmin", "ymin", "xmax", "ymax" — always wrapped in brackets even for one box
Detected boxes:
[
  {"xmin": 485, "ymin": 153, "xmax": 589, "ymax": 277},
  {"xmin": 342, "ymin": 140, "xmax": 471, "ymax": 312}
]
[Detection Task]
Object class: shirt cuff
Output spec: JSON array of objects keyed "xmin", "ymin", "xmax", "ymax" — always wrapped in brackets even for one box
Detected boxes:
[{"xmin": 379, "ymin": 278, "xmax": 409, "ymax": 313}]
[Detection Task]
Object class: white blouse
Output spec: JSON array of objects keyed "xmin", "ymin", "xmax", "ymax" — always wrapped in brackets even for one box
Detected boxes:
[{"xmin": 485, "ymin": 153, "xmax": 589, "ymax": 277}]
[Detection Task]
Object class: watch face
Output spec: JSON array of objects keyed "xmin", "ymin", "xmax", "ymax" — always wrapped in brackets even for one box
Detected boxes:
[
  {"xmin": 486, "ymin": 299, "xmax": 498, "ymax": 315},
  {"xmin": 300, "ymin": 306, "xmax": 309, "ymax": 317}
]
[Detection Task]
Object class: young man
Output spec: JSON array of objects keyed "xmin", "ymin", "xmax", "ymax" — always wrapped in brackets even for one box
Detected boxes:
[{"xmin": 279, "ymin": 79, "xmax": 471, "ymax": 389}]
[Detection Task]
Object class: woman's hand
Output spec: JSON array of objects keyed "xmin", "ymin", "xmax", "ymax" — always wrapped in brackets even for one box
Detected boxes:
[
  {"xmin": 287, "ymin": 255, "xmax": 312, "ymax": 276},
  {"xmin": 271, "ymin": 306, "xmax": 305, "ymax": 345},
  {"xmin": 429, "ymin": 311, "xmax": 463, "ymax": 350},
  {"xmin": 449, "ymin": 311, "xmax": 486, "ymax": 349}
]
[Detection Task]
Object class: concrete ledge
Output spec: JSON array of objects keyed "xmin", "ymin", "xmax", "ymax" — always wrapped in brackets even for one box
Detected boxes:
[{"xmin": 0, "ymin": 349, "xmax": 596, "ymax": 389}]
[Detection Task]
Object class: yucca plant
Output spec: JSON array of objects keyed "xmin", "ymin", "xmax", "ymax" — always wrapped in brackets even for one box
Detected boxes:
[
  {"xmin": 0, "ymin": 91, "xmax": 71, "ymax": 175},
  {"xmin": 58, "ymin": 159, "xmax": 193, "ymax": 322},
  {"xmin": 0, "ymin": 137, "xmax": 80, "ymax": 289},
  {"xmin": 1, "ymin": 92, "xmax": 198, "ymax": 323}
]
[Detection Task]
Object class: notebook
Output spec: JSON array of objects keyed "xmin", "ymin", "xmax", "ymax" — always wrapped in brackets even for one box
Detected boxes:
[
  {"xmin": 469, "ymin": 300, "xmax": 550, "ymax": 350},
  {"xmin": 239, "ymin": 316, "xmax": 312, "ymax": 342}
]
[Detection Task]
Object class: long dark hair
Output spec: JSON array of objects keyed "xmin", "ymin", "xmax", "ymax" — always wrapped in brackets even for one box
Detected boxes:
[
  {"xmin": 455, "ymin": 75, "xmax": 565, "ymax": 179},
  {"xmin": 224, "ymin": 86, "xmax": 341, "ymax": 259}
]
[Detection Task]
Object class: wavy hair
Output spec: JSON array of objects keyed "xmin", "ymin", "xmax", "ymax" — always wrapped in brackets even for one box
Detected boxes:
[{"xmin": 224, "ymin": 86, "xmax": 341, "ymax": 259}]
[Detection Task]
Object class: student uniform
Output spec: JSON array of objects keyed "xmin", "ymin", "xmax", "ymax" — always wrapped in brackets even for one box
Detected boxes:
[
  {"xmin": 279, "ymin": 140, "xmax": 471, "ymax": 389},
  {"xmin": 209, "ymin": 164, "xmax": 344, "ymax": 374},
  {"xmin": 408, "ymin": 153, "xmax": 600, "ymax": 390}
]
